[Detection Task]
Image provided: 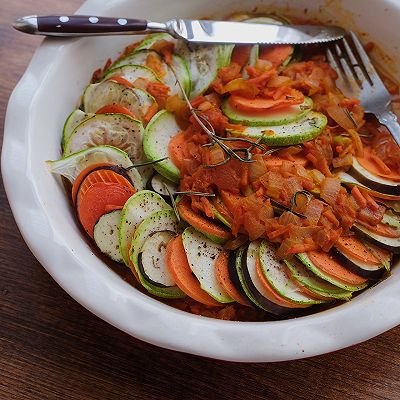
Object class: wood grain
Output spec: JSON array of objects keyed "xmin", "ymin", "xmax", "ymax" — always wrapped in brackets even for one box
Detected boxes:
[{"xmin": 1, "ymin": 1, "xmax": 400, "ymax": 399}]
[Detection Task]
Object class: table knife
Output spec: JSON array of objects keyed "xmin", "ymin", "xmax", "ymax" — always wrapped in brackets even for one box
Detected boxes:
[{"xmin": 14, "ymin": 15, "xmax": 346, "ymax": 45}]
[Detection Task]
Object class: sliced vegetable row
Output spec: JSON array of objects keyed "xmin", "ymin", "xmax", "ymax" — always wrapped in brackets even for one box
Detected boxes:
[
  {"xmin": 46, "ymin": 23, "xmax": 400, "ymax": 318},
  {"xmin": 48, "ymin": 140, "xmax": 399, "ymax": 315}
]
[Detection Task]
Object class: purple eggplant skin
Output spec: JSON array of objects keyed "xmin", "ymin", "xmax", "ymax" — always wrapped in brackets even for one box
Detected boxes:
[
  {"xmin": 352, "ymin": 224, "xmax": 400, "ymax": 254},
  {"xmin": 350, "ymin": 162, "xmax": 400, "ymax": 196},
  {"xmin": 331, "ymin": 247, "xmax": 384, "ymax": 280},
  {"xmin": 227, "ymin": 249, "xmax": 249, "ymax": 301},
  {"xmin": 137, "ymin": 251, "xmax": 171, "ymax": 288},
  {"xmin": 145, "ymin": 173, "xmax": 173, "ymax": 204},
  {"xmin": 236, "ymin": 244, "xmax": 293, "ymax": 317}
]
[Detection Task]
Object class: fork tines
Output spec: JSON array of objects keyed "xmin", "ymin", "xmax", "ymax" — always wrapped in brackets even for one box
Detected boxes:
[{"xmin": 326, "ymin": 32, "xmax": 377, "ymax": 90}]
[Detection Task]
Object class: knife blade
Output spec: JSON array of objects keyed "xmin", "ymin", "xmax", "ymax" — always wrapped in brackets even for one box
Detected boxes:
[{"xmin": 14, "ymin": 15, "xmax": 346, "ymax": 45}]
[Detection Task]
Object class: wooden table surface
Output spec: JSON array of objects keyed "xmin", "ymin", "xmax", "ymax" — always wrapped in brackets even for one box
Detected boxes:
[{"xmin": 2, "ymin": 1, "xmax": 400, "ymax": 399}]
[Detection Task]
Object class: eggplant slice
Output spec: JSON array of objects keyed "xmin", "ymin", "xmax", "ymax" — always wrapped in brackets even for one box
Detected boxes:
[{"xmin": 350, "ymin": 158, "xmax": 400, "ymax": 195}]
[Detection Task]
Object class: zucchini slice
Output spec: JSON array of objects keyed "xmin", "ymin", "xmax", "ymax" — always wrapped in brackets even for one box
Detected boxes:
[
  {"xmin": 222, "ymin": 97, "xmax": 313, "ymax": 127},
  {"xmin": 296, "ymin": 253, "xmax": 369, "ymax": 291},
  {"xmin": 83, "ymin": 80, "xmax": 156, "ymax": 122},
  {"xmin": 130, "ymin": 209, "xmax": 184, "ymax": 298},
  {"xmin": 177, "ymin": 198, "xmax": 231, "ymax": 244},
  {"xmin": 143, "ymin": 110, "xmax": 181, "ymax": 183},
  {"xmin": 47, "ymin": 145, "xmax": 143, "ymax": 189},
  {"xmin": 93, "ymin": 209, "xmax": 123, "ymax": 263},
  {"xmin": 210, "ymin": 203, "xmax": 232, "ymax": 228},
  {"xmin": 119, "ymin": 190, "xmax": 171, "ymax": 267},
  {"xmin": 258, "ymin": 241, "xmax": 325, "ymax": 305},
  {"xmin": 62, "ymin": 109, "xmax": 94, "ymax": 150},
  {"xmin": 182, "ymin": 227, "xmax": 234, "ymax": 303},
  {"xmin": 227, "ymin": 111, "xmax": 327, "ymax": 146},
  {"xmin": 132, "ymin": 33, "xmax": 175, "ymax": 53},
  {"xmin": 382, "ymin": 211, "xmax": 400, "ymax": 229},
  {"xmin": 104, "ymin": 64, "xmax": 160, "ymax": 85},
  {"xmin": 363, "ymin": 240, "xmax": 392, "ymax": 271},
  {"xmin": 112, "ymin": 50, "xmax": 190, "ymax": 96},
  {"xmin": 64, "ymin": 113, "xmax": 144, "ymax": 163},
  {"xmin": 176, "ymin": 42, "xmax": 233, "ymax": 98},
  {"xmin": 138, "ymin": 230, "xmax": 176, "ymax": 287},
  {"xmin": 285, "ymin": 259, "xmax": 353, "ymax": 300},
  {"xmin": 235, "ymin": 242, "xmax": 293, "ymax": 314}
]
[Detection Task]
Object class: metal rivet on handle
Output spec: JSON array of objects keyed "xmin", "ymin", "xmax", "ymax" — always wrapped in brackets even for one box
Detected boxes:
[
  {"xmin": 89, "ymin": 17, "xmax": 99, "ymax": 24},
  {"xmin": 59, "ymin": 16, "xmax": 69, "ymax": 23},
  {"xmin": 117, "ymin": 18, "xmax": 128, "ymax": 25}
]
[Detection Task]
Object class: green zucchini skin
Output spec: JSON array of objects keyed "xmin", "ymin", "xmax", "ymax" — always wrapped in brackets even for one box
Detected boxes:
[
  {"xmin": 118, "ymin": 190, "xmax": 171, "ymax": 267},
  {"xmin": 130, "ymin": 209, "xmax": 185, "ymax": 298},
  {"xmin": 182, "ymin": 227, "xmax": 234, "ymax": 303},
  {"xmin": 64, "ymin": 113, "xmax": 144, "ymax": 164},
  {"xmin": 227, "ymin": 111, "xmax": 327, "ymax": 146},
  {"xmin": 143, "ymin": 110, "xmax": 181, "ymax": 183}
]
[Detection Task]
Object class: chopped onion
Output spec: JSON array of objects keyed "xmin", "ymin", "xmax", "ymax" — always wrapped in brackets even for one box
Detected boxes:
[{"xmin": 320, "ymin": 177, "xmax": 341, "ymax": 205}]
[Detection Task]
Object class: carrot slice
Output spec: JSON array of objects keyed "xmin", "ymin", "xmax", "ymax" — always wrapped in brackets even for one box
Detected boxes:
[
  {"xmin": 166, "ymin": 236, "xmax": 221, "ymax": 306},
  {"xmin": 78, "ymin": 169, "xmax": 134, "ymax": 199},
  {"xmin": 308, "ymin": 251, "xmax": 367, "ymax": 285},
  {"xmin": 168, "ymin": 132, "xmax": 185, "ymax": 170},
  {"xmin": 231, "ymin": 45, "xmax": 252, "ymax": 67},
  {"xmin": 177, "ymin": 200, "xmax": 231, "ymax": 241},
  {"xmin": 71, "ymin": 162, "xmax": 115, "ymax": 204},
  {"xmin": 107, "ymin": 75, "xmax": 134, "ymax": 88},
  {"xmin": 215, "ymin": 251, "xmax": 250, "ymax": 306},
  {"xmin": 77, "ymin": 181, "xmax": 135, "ymax": 238},
  {"xmin": 255, "ymin": 257, "xmax": 309, "ymax": 308},
  {"xmin": 336, "ymin": 236, "xmax": 380, "ymax": 265},
  {"xmin": 95, "ymin": 104, "xmax": 138, "ymax": 119},
  {"xmin": 357, "ymin": 147, "xmax": 400, "ymax": 181},
  {"xmin": 356, "ymin": 222, "xmax": 400, "ymax": 238},
  {"xmin": 259, "ymin": 44, "xmax": 293, "ymax": 67},
  {"xmin": 229, "ymin": 94, "xmax": 303, "ymax": 114}
]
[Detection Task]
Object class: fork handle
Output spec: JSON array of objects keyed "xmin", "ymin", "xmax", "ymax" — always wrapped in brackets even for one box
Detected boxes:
[{"xmin": 376, "ymin": 110, "xmax": 400, "ymax": 147}]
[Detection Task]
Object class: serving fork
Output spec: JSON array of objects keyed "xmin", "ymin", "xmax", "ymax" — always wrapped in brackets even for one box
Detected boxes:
[{"xmin": 327, "ymin": 31, "xmax": 400, "ymax": 146}]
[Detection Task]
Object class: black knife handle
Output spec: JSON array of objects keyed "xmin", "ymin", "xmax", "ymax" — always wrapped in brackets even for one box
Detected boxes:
[
  {"xmin": 38, "ymin": 15, "xmax": 148, "ymax": 34},
  {"xmin": 14, "ymin": 15, "xmax": 149, "ymax": 36}
]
